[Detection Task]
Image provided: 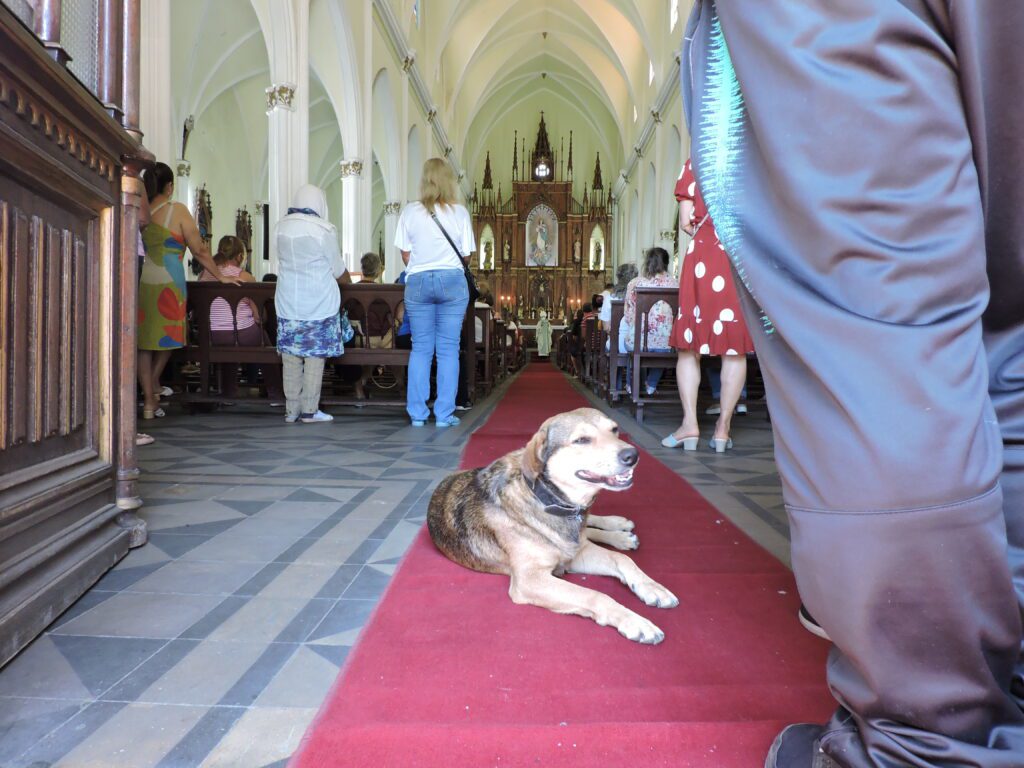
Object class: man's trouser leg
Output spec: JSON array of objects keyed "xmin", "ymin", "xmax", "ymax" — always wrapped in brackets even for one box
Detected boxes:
[{"xmin": 684, "ymin": 1, "xmax": 1024, "ymax": 764}]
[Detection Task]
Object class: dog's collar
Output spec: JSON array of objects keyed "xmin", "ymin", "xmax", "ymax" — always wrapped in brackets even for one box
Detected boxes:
[{"xmin": 529, "ymin": 474, "xmax": 588, "ymax": 518}]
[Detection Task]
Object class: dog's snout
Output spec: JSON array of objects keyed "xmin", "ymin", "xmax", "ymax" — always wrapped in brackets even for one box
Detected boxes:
[{"xmin": 618, "ymin": 447, "xmax": 638, "ymax": 467}]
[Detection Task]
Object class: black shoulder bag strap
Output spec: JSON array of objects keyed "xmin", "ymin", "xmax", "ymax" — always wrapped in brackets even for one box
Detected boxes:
[{"xmin": 430, "ymin": 209, "xmax": 480, "ymax": 301}]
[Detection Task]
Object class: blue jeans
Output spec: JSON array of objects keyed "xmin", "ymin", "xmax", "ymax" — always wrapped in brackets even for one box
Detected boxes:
[
  {"xmin": 708, "ymin": 359, "xmax": 748, "ymax": 400},
  {"xmin": 404, "ymin": 269, "xmax": 468, "ymax": 421},
  {"xmin": 618, "ymin": 334, "xmax": 668, "ymax": 390}
]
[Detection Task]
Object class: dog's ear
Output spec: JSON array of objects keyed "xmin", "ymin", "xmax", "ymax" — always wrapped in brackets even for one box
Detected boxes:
[{"xmin": 521, "ymin": 422, "xmax": 549, "ymax": 484}]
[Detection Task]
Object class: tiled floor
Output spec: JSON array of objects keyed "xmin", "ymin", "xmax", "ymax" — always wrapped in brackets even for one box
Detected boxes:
[{"xmin": 0, "ymin": 366, "xmax": 788, "ymax": 767}]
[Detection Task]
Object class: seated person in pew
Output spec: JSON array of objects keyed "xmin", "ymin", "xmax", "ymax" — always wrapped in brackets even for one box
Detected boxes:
[
  {"xmin": 351, "ymin": 252, "xmax": 394, "ymax": 402},
  {"xmin": 619, "ymin": 247, "xmax": 677, "ymax": 395},
  {"xmin": 597, "ymin": 282, "xmax": 614, "ymax": 329},
  {"xmin": 199, "ymin": 236, "xmax": 283, "ymax": 401},
  {"xmin": 394, "ymin": 269, "xmax": 412, "ymax": 350}
]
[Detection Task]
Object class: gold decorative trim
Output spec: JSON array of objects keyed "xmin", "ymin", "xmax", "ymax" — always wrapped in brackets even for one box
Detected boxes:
[
  {"xmin": 265, "ymin": 83, "xmax": 296, "ymax": 113},
  {"xmin": 339, "ymin": 159, "xmax": 363, "ymax": 178},
  {"xmin": 0, "ymin": 72, "xmax": 117, "ymax": 182}
]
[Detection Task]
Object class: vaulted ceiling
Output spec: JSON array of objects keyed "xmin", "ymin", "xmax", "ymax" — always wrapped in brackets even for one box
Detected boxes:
[
  {"xmin": 419, "ymin": 0, "xmax": 684, "ymax": 187},
  {"xmin": 167, "ymin": 0, "xmax": 686, "ymax": 207}
]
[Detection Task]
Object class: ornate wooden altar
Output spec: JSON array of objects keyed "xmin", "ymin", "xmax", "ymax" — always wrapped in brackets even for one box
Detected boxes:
[
  {"xmin": 471, "ymin": 115, "xmax": 612, "ymax": 324},
  {"xmin": 0, "ymin": 1, "xmax": 148, "ymax": 667}
]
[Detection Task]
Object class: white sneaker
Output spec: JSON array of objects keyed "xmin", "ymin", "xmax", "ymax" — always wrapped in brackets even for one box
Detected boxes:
[
  {"xmin": 159, "ymin": 386, "xmax": 174, "ymax": 398},
  {"xmin": 300, "ymin": 410, "xmax": 334, "ymax": 423},
  {"xmin": 706, "ymin": 403, "xmax": 747, "ymax": 415},
  {"xmin": 285, "ymin": 414, "xmax": 299, "ymax": 423}
]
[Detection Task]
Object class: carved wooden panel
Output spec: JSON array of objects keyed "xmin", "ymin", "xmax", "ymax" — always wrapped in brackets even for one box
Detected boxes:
[{"xmin": 0, "ymin": 176, "xmax": 95, "ymax": 474}]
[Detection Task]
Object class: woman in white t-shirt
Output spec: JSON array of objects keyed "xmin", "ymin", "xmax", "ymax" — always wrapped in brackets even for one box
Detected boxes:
[{"xmin": 395, "ymin": 158, "xmax": 474, "ymax": 427}]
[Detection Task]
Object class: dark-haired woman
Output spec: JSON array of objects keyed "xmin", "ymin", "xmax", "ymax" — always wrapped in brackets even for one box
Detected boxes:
[
  {"xmin": 199, "ymin": 236, "xmax": 282, "ymax": 401},
  {"xmin": 619, "ymin": 247, "xmax": 678, "ymax": 394},
  {"xmin": 138, "ymin": 162, "xmax": 237, "ymax": 419}
]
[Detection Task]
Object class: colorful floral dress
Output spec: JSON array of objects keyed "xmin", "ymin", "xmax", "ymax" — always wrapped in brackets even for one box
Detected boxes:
[
  {"xmin": 669, "ymin": 159, "xmax": 755, "ymax": 356},
  {"xmin": 138, "ymin": 204, "xmax": 187, "ymax": 350},
  {"xmin": 621, "ymin": 273, "xmax": 678, "ymax": 351},
  {"xmin": 276, "ymin": 314, "xmax": 343, "ymax": 358}
]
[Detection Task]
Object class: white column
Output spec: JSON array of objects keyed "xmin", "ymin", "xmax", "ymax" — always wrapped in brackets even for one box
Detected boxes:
[
  {"xmin": 383, "ymin": 201, "xmax": 402, "ymax": 282},
  {"xmin": 340, "ymin": 159, "xmax": 364, "ymax": 272},
  {"xmin": 139, "ymin": 0, "xmax": 172, "ymax": 163},
  {"xmin": 400, "ymin": 58, "xmax": 412, "ymax": 202},
  {"xmin": 264, "ymin": 0, "xmax": 310, "ymax": 277},
  {"xmin": 252, "ymin": 200, "xmax": 267, "ymax": 279},
  {"xmin": 358, "ymin": 2, "xmax": 374, "ymax": 263}
]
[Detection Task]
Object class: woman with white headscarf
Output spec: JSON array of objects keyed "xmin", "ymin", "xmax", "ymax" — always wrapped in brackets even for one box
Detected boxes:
[{"xmin": 274, "ymin": 184, "xmax": 350, "ymax": 423}]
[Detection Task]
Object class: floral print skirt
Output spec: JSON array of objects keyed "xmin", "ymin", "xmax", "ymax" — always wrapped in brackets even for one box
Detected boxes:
[{"xmin": 276, "ymin": 314, "xmax": 344, "ymax": 358}]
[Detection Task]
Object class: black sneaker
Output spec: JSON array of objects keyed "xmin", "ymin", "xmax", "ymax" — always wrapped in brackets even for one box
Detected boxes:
[
  {"xmin": 798, "ymin": 604, "xmax": 832, "ymax": 642},
  {"xmin": 765, "ymin": 724, "xmax": 839, "ymax": 768}
]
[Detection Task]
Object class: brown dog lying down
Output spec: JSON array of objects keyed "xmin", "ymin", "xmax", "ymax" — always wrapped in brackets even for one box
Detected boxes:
[{"xmin": 428, "ymin": 408, "xmax": 678, "ymax": 644}]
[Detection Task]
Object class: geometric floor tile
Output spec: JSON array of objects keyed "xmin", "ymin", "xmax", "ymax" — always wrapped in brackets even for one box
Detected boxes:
[{"xmin": 0, "ymin": 370, "xmax": 790, "ymax": 767}]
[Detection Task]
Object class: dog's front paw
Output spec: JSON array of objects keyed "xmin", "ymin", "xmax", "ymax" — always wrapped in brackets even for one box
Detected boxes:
[
  {"xmin": 604, "ymin": 530, "xmax": 639, "ymax": 550},
  {"xmin": 633, "ymin": 580, "xmax": 679, "ymax": 609},
  {"xmin": 603, "ymin": 515, "xmax": 634, "ymax": 532},
  {"xmin": 617, "ymin": 613, "xmax": 664, "ymax": 645}
]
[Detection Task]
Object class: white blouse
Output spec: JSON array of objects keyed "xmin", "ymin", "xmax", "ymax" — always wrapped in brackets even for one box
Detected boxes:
[
  {"xmin": 395, "ymin": 202, "xmax": 475, "ymax": 276},
  {"xmin": 274, "ymin": 213, "xmax": 346, "ymax": 321}
]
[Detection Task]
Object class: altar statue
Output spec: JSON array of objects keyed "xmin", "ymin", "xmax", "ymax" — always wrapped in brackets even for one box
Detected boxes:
[
  {"xmin": 503, "ymin": 241, "xmax": 511, "ymax": 262},
  {"xmin": 536, "ymin": 310, "xmax": 553, "ymax": 357},
  {"xmin": 592, "ymin": 241, "xmax": 603, "ymax": 271},
  {"xmin": 483, "ymin": 241, "xmax": 493, "ymax": 270}
]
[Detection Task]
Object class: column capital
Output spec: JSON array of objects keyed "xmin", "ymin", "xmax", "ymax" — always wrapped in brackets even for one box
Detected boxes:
[
  {"xmin": 253, "ymin": 200, "xmax": 267, "ymax": 215},
  {"xmin": 265, "ymin": 83, "xmax": 296, "ymax": 113},
  {"xmin": 175, "ymin": 159, "xmax": 191, "ymax": 177},
  {"xmin": 339, "ymin": 158, "xmax": 364, "ymax": 178},
  {"xmin": 383, "ymin": 201, "xmax": 402, "ymax": 216}
]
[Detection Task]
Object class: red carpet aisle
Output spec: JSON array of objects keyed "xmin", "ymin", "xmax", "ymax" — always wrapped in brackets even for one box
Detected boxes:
[{"xmin": 290, "ymin": 365, "xmax": 834, "ymax": 767}]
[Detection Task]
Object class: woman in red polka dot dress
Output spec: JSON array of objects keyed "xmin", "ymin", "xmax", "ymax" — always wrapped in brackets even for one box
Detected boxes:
[{"xmin": 663, "ymin": 158, "xmax": 755, "ymax": 453}]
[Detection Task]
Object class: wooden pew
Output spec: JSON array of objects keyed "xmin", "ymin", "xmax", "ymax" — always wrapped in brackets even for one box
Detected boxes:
[
  {"xmin": 581, "ymin": 315, "xmax": 599, "ymax": 387},
  {"xmin": 492, "ymin": 318, "xmax": 507, "ymax": 383},
  {"xmin": 630, "ymin": 287, "xmax": 680, "ymax": 423},
  {"xmin": 461, "ymin": 302, "xmax": 476, "ymax": 405},
  {"xmin": 598, "ymin": 298, "xmax": 626, "ymax": 402},
  {"xmin": 184, "ymin": 283, "xmax": 410, "ymax": 407},
  {"xmin": 473, "ymin": 305, "xmax": 494, "ymax": 396}
]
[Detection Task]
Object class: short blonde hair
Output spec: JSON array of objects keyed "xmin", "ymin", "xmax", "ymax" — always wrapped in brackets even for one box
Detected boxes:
[{"xmin": 419, "ymin": 158, "xmax": 459, "ymax": 213}]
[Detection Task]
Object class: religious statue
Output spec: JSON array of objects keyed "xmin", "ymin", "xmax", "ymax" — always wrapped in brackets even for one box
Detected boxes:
[
  {"xmin": 483, "ymin": 241, "xmax": 493, "ymax": 270},
  {"xmin": 503, "ymin": 240, "xmax": 511, "ymax": 262},
  {"xmin": 592, "ymin": 241, "xmax": 603, "ymax": 271},
  {"xmin": 573, "ymin": 237, "xmax": 582, "ymax": 263},
  {"xmin": 536, "ymin": 310, "xmax": 553, "ymax": 357}
]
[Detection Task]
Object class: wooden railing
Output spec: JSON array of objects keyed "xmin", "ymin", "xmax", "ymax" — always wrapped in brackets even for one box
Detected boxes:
[{"xmin": 0, "ymin": 0, "xmax": 149, "ymax": 667}]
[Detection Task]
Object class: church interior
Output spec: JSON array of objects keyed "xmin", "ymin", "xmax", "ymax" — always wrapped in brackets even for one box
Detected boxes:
[{"xmin": 5, "ymin": 0, "xmax": 1018, "ymax": 766}]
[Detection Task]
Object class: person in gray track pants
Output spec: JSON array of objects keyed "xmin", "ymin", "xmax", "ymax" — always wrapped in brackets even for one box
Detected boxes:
[{"xmin": 682, "ymin": 2, "xmax": 1024, "ymax": 766}]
